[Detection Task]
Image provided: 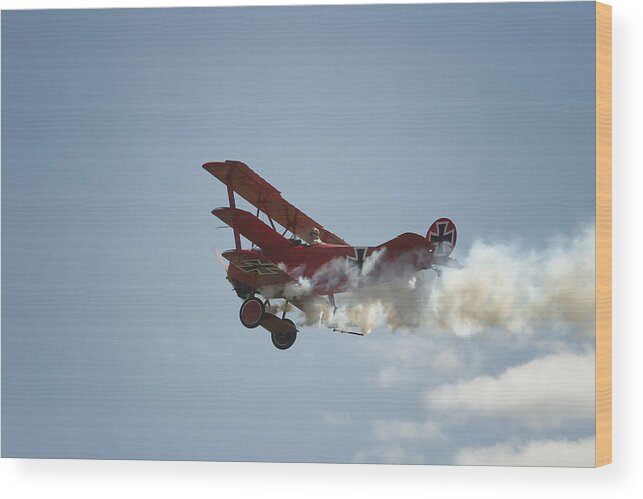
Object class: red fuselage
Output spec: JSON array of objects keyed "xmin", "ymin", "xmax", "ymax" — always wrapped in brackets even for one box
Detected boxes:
[{"xmin": 225, "ymin": 232, "xmax": 436, "ymax": 297}]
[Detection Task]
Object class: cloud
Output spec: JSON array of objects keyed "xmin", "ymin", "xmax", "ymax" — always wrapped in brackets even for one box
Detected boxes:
[
  {"xmin": 373, "ymin": 333, "xmax": 465, "ymax": 388},
  {"xmin": 372, "ymin": 419, "xmax": 443, "ymax": 442},
  {"xmin": 354, "ymin": 446, "xmax": 427, "ymax": 465},
  {"xmin": 353, "ymin": 416, "xmax": 444, "ymax": 464},
  {"xmin": 454, "ymin": 437, "xmax": 595, "ymax": 467},
  {"xmin": 356, "ymin": 351, "xmax": 595, "ymax": 465},
  {"xmin": 425, "ymin": 351, "xmax": 595, "ymax": 429}
]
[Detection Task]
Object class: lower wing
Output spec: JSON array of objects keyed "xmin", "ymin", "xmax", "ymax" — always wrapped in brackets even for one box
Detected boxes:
[{"xmin": 223, "ymin": 249, "xmax": 293, "ymax": 289}]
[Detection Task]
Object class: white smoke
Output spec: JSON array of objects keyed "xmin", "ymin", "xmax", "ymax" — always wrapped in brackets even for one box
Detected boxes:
[
  {"xmin": 260, "ymin": 224, "xmax": 595, "ymax": 337},
  {"xmin": 428, "ymin": 225, "xmax": 595, "ymax": 337}
]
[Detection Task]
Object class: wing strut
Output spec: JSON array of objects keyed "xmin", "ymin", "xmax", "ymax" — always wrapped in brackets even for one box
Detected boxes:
[
  {"xmin": 203, "ymin": 161, "xmax": 349, "ymax": 246},
  {"xmin": 226, "ymin": 169, "xmax": 242, "ymax": 250}
]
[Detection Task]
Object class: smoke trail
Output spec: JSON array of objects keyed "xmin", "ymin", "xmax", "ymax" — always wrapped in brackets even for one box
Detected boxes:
[
  {"xmin": 275, "ymin": 224, "xmax": 594, "ymax": 337},
  {"xmin": 427, "ymin": 225, "xmax": 595, "ymax": 337},
  {"xmin": 259, "ymin": 224, "xmax": 595, "ymax": 337},
  {"xmin": 331, "ymin": 224, "xmax": 595, "ymax": 336}
]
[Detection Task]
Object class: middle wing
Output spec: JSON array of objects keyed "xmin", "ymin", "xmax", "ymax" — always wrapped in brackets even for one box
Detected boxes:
[
  {"xmin": 203, "ymin": 160, "xmax": 348, "ymax": 246},
  {"xmin": 212, "ymin": 207, "xmax": 290, "ymax": 251}
]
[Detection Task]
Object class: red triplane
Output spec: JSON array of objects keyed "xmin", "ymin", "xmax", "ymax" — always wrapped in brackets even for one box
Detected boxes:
[{"xmin": 204, "ymin": 161, "xmax": 458, "ymax": 350}]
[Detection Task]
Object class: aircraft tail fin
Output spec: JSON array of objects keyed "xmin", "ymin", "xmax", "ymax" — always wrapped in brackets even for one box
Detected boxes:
[{"xmin": 426, "ymin": 218, "xmax": 457, "ymax": 258}]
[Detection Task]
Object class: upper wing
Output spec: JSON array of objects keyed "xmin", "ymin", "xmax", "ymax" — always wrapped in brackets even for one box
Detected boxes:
[{"xmin": 203, "ymin": 160, "xmax": 348, "ymax": 245}]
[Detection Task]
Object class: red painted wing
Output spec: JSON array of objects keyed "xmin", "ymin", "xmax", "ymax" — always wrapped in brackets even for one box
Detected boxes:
[
  {"xmin": 222, "ymin": 249, "xmax": 293, "ymax": 288},
  {"xmin": 203, "ymin": 160, "xmax": 348, "ymax": 246},
  {"xmin": 212, "ymin": 207, "xmax": 290, "ymax": 250}
]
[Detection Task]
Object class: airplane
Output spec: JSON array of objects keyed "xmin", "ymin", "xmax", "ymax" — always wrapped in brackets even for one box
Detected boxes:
[{"xmin": 203, "ymin": 160, "xmax": 458, "ymax": 350}]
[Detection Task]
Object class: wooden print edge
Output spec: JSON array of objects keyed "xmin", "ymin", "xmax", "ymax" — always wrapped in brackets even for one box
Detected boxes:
[{"xmin": 595, "ymin": 1, "xmax": 612, "ymax": 467}]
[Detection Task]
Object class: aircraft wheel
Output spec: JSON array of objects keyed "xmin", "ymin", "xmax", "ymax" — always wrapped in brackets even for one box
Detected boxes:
[
  {"xmin": 239, "ymin": 297, "xmax": 264, "ymax": 329},
  {"xmin": 271, "ymin": 321, "xmax": 297, "ymax": 350},
  {"xmin": 282, "ymin": 318, "xmax": 297, "ymax": 333}
]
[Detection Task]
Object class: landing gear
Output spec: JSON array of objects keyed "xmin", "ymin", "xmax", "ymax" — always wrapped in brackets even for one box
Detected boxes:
[
  {"xmin": 271, "ymin": 319, "xmax": 297, "ymax": 350},
  {"xmin": 229, "ymin": 278, "xmax": 254, "ymax": 299},
  {"xmin": 239, "ymin": 297, "xmax": 298, "ymax": 349},
  {"xmin": 239, "ymin": 297, "xmax": 264, "ymax": 329}
]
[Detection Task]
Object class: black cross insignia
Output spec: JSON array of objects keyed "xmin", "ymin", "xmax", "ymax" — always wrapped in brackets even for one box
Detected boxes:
[
  {"xmin": 238, "ymin": 259, "xmax": 281, "ymax": 275},
  {"xmin": 347, "ymin": 247, "xmax": 368, "ymax": 271},
  {"xmin": 429, "ymin": 222, "xmax": 454, "ymax": 256}
]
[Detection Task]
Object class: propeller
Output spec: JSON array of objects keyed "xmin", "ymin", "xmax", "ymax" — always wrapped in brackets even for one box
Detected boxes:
[{"xmin": 211, "ymin": 245, "xmax": 229, "ymax": 272}]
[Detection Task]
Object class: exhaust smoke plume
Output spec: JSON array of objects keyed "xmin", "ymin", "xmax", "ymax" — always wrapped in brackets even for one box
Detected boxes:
[{"xmin": 261, "ymin": 225, "xmax": 595, "ymax": 337}]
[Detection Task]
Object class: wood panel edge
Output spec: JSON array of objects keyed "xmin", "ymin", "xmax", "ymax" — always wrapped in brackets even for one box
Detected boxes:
[{"xmin": 595, "ymin": 0, "xmax": 612, "ymax": 468}]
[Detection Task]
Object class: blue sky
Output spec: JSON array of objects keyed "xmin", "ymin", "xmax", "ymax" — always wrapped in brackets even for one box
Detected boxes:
[{"xmin": 2, "ymin": 3, "xmax": 596, "ymax": 464}]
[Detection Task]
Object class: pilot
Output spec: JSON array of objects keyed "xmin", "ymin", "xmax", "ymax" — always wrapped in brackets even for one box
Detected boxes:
[{"xmin": 309, "ymin": 227, "xmax": 323, "ymax": 245}]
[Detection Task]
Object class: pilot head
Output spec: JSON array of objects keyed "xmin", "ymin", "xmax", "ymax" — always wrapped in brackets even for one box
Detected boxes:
[{"xmin": 309, "ymin": 227, "xmax": 322, "ymax": 244}]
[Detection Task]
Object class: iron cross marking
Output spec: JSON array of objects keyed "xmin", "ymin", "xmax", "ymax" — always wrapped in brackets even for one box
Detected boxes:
[
  {"xmin": 238, "ymin": 259, "xmax": 281, "ymax": 275},
  {"xmin": 347, "ymin": 247, "xmax": 368, "ymax": 271},
  {"xmin": 430, "ymin": 222, "xmax": 454, "ymax": 256}
]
